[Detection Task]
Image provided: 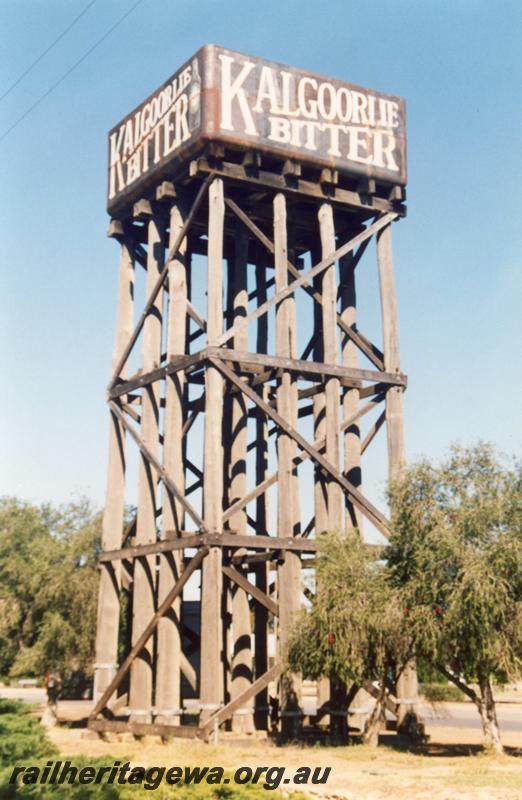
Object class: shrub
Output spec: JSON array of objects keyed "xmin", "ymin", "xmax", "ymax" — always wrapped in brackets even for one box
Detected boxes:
[
  {"xmin": 0, "ymin": 706, "xmax": 57, "ymax": 772},
  {"xmin": 421, "ymin": 683, "xmax": 465, "ymax": 702},
  {"xmin": 0, "ymin": 700, "xmax": 28, "ymax": 716}
]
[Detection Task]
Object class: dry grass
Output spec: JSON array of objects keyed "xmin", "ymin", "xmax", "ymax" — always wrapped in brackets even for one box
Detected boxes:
[{"xmin": 46, "ymin": 725, "xmax": 522, "ymax": 800}]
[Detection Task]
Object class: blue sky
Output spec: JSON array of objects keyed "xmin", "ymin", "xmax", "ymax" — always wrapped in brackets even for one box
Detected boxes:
[{"xmin": 1, "ymin": 0, "xmax": 521, "ymax": 512}]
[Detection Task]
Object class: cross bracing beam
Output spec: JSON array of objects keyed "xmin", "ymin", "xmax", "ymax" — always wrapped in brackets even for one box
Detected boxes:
[
  {"xmin": 199, "ymin": 663, "xmax": 283, "ymax": 740},
  {"xmin": 90, "ymin": 547, "xmax": 209, "ymax": 722},
  {"xmin": 223, "ymin": 392, "xmax": 385, "ymax": 523},
  {"xmin": 224, "ymin": 196, "xmax": 385, "ymax": 369},
  {"xmin": 99, "ymin": 532, "xmax": 320, "ymax": 564},
  {"xmin": 207, "ymin": 348, "xmax": 405, "ymax": 388},
  {"xmin": 362, "ymin": 410, "xmax": 387, "ymax": 454},
  {"xmin": 109, "ymin": 175, "xmax": 214, "ymax": 387},
  {"xmin": 222, "ymin": 564, "xmax": 278, "ymax": 616},
  {"xmin": 108, "ymin": 348, "xmax": 405, "ymax": 400},
  {"xmin": 216, "ymin": 212, "xmax": 397, "ymax": 348},
  {"xmin": 210, "ymin": 357, "xmax": 391, "ymax": 538},
  {"xmin": 108, "ymin": 401, "xmax": 207, "ymax": 532}
]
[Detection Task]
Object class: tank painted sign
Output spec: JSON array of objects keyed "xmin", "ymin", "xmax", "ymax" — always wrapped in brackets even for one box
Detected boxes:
[{"xmin": 107, "ymin": 44, "xmax": 406, "ymax": 214}]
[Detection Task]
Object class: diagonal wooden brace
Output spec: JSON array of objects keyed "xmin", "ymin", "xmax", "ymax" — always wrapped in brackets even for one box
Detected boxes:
[
  {"xmin": 223, "ymin": 393, "xmax": 385, "ymax": 523},
  {"xmin": 222, "ymin": 564, "xmax": 278, "ymax": 616},
  {"xmin": 90, "ymin": 547, "xmax": 209, "ymax": 720},
  {"xmin": 211, "ymin": 358, "xmax": 391, "ymax": 538},
  {"xmin": 223, "ymin": 394, "xmax": 385, "ymax": 522},
  {"xmin": 225, "ymin": 195, "xmax": 384, "ymax": 369},
  {"xmin": 217, "ymin": 211, "xmax": 397, "ymax": 348},
  {"xmin": 362, "ymin": 410, "xmax": 386, "ymax": 454},
  {"xmin": 200, "ymin": 662, "xmax": 282, "ymax": 739},
  {"xmin": 109, "ymin": 401, "xmax": 207, "ymax": 532},
  {"xmin": 110, "ymin": 174, "xmax": 214, "ymax": 387}
]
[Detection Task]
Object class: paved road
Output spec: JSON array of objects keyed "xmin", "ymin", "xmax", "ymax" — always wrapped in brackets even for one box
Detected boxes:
[
  {"xmin": 421, "ymin": 701, "xmax": 522, "ymax": 735},
  {"xmin": 0, "ymin": 686, "xmax": 46, "ymax": 706}
]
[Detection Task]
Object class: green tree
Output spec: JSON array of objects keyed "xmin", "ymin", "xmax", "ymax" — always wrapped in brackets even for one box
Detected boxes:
[
  {"xmin": 287, "ymin": 531, "xmax": 411, "ymax": 745},
  {"xmin": 0, "ymin": 497, "xmax": 101, "ymax": 681},
  {"xmin": 388, "ymin": 443, "xmax": 522, "ymax": 753}
]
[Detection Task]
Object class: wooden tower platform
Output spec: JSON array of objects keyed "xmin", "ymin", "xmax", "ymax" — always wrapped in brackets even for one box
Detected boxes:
[{"xmin": 90, "ymin": 45, "xmax": 417, "ymax": 741}]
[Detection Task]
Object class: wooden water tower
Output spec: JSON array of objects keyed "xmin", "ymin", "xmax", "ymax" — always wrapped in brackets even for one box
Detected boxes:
[{"xmin": 89, "ymin": 45, "xmax": 416, "ymax": 741}]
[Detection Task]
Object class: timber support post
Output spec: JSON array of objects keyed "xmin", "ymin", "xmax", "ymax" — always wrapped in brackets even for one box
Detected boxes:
[
  {"xmin": 92, "ymin": 45, "xmax": 415, "ymax": 741},
  {"xmin": 377, "ymin": 224, "xmax": 421, "ymax": 736}
]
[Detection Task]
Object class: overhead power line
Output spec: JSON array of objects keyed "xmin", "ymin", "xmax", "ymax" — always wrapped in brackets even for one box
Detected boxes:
[
  {"xmin": 0, "ymin": 0, "xmax": 145, "ymax": 145},
  {"xmin": 0, "ymin": 0, "xmax": 97, "ymax": 104}
]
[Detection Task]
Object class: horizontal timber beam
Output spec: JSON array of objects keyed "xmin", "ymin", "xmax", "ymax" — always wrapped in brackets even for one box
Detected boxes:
[
  {"xmin": 360, "ymin": 382, "xmax": 393, "ymax": 399},
  {"xmin": 230, "ymin": 552, "xmax": 276, "ymax": 566},
  {"xmin": 109, "ymin": 348, "xmax": 406, "ymax": 400},
  {"xmin": 191, "ymin": 158, "xmax": 406, "ymax": 217},
  {"xmin": 100, "ymin": 534, "xmax": 205, "ymax": 562},
  {"xmin": 100, "ymin": 532, "xmax": 319, "ymax": 563},
  {"xmin": 110, "ymin": 352, "xmax": 206, "ymax": 399},
  {"xmin": 88, "ymin": 719, "xmax": 201, "ymax": 739},
  {"xmin": 207, "ymin": 347, "xmax": 406, "ymax": 387}
]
